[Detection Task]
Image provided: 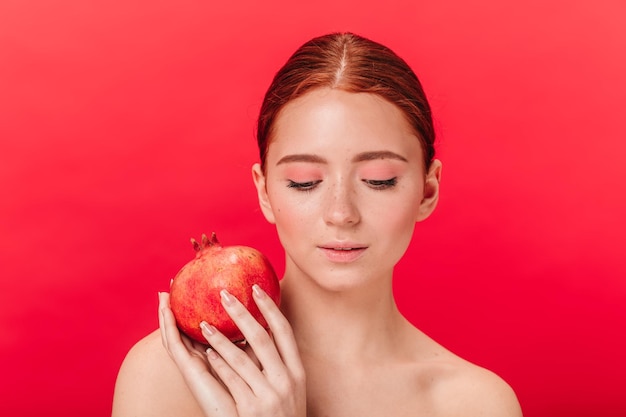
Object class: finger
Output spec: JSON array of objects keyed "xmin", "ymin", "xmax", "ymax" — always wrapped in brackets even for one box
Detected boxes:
[
  {"xmin": 200, "ymin": 319, "xmax": 270, "ymax": 399},
  {"xmin": 159, "ymin": 295, "xmax": 211, "ymax": 382},
  {"xmin": 159, "ymin": 293, "xmax": 199, "ymax": 363},
  {"xmin": 203, "ymin": 345, "xmax": 257, "ymax": 403},
  {"xmin": 218, "ymin": 289, "xmax": 287, "ymax": 378},
  {"xmin": 252, "ymin": 285, "xmax": 305, "ymax": 377},
  {"xmin": 158, "ymin": 292, "xmax": 172, "ymax": 351},
  {"xmin": 159, "ymin": 292, "xmax": 206, "ymax": 358},
  {"xmin": 243, "ymin": 343, "xmax": 262, "ymax": 371},
  {"xmin": 159, "ymin": 296, "xmax": 239, "ymax": 415}
]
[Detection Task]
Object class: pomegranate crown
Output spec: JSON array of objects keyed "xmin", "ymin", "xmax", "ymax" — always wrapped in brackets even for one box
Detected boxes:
[{"xmin": 191, "ymin": 232, "xmax": 220, "ymax": 253}]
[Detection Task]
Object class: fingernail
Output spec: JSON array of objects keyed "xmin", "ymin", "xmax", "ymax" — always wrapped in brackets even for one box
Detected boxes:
[
  {"xmin": 170, "ymin": 278, "xmax": 174, "ymax": 287},
  {"xmin": 201, "ymin": 321, "xmax": 216, "ymax": 336},
  {"xmin": 220, "ymin": 289, "xmax": 235, "ymax": 306},
  {"xmin": 252, "ymin": 284, "xmax": 265, "ymax": 298},
  {"xmin": 206, "ymin": 347, "xmax": 219, "ymax": 360}
]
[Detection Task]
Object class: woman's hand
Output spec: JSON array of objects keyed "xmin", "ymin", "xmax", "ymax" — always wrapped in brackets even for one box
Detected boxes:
[{"xmin": 158, "ymin": 285, "xmax": 306, "ymax": 417}]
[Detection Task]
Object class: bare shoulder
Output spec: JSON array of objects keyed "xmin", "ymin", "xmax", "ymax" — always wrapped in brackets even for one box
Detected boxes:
[
  {"xmin": 112, "ymin": 329, "xmax": 203, "ymax": 417},
  {"xmin": 399, "ymin": 324, "xmax": 522, "ymax": 417},
  {"xmin": 424, "ymin": 346, "xmax": 523, "ymax": 417},
  {"xmin": 439, "ymin": 360, "xmax": 523, "ymax": 417}
]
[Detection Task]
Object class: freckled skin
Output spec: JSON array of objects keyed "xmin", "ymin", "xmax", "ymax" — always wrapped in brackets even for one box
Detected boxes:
[{"xmin": 169, "ymin": 233, "xmax": 280, "ymax": 343}]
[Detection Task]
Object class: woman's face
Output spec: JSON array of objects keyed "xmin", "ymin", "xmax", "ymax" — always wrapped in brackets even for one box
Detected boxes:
[{"xmin": 252, "ymin": 88, "xmax": 441, "ymax": 291}]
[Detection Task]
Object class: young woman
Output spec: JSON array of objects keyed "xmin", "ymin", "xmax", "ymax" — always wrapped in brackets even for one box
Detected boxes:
[{"xmin": 112, "ymin": 32, "xmax": 523, "ymax": 417}]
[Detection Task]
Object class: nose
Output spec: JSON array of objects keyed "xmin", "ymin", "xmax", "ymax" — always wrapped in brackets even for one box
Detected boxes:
[{"xmin": 323, "ymin": 179, "xmax": 361, "ymax": 227}]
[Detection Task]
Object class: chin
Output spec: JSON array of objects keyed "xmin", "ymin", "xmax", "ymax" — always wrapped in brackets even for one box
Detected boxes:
[{"xmin": 308, "ymin": 266, "xmax": 388, "ymax": 294}]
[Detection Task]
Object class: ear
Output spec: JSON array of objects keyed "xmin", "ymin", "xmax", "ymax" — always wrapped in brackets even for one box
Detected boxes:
[
  {"xmin": 251, "ymin": 163, "xmax": 276, "ymax": 224},
  {"xmin": 415, "ymin": 159, "xmax": 442, "ymax": 222}
]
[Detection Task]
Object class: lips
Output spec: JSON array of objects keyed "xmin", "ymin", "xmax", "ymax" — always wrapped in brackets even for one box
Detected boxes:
[{"xmin": 318, "ymin": 243, "xmax": 367, "ymax": 263}]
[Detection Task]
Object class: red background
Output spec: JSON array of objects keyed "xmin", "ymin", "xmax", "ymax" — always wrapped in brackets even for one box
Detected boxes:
[{"xmin": 1, "ymin": 1, "xmax": 625, "ymax": 416}]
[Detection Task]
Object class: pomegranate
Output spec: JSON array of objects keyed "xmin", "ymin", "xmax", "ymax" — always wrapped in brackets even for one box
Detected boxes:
[{"xmin": 169, "ymin": 232, "xmax": 280, "ymax": 343}]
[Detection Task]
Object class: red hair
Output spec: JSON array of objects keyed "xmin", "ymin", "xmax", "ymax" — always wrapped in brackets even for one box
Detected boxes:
[{"xmin": 256, "ymin": 32, "xmax": 436, "ymax": 171}]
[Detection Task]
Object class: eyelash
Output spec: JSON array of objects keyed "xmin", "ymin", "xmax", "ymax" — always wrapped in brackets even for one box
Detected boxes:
[
  {"xmin": 286, "ymin": 178, "xmax": 397, "ymax": 191},
  {"xmin": 287, "ymin": 180, "xmax": 322, "ymax": 191},
  {"xmin": 363, "ymin": 177, "xmax": 397, "ymax": 190}
]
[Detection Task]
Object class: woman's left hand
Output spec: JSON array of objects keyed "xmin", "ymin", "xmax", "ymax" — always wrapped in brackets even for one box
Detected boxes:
[{"xmin": 158, "ymin": 286, "xmax": 306, "ymax": 417}]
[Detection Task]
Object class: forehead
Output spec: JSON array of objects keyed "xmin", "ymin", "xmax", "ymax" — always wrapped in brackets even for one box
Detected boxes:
[{"xmin": 268, "ymin": 88, "xmax": 421, "ymax": 160}]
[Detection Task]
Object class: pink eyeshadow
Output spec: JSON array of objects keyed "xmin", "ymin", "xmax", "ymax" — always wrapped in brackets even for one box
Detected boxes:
[
  {"xmin": 358, "ymin": 162, "xmax": 400, "ymax": 179},
  {"xmin": 282, "ymin": 166, "xmax": 323, "ymax": 181}
]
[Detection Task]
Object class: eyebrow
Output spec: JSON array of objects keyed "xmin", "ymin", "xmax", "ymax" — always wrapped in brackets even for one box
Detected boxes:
[
  {"xmin": 276, "ymin": 154, "xmax": 326, "ymax": 165},
  {"xmin": 276, "ymin": 150, "xmax": 408, "ymax": 166},
  {"xmin": 353, "ymin": 150, "xmax": 408, "ymax": 163}
]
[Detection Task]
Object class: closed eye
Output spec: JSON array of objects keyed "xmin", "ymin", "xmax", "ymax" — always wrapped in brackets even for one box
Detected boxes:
[
  {"xmin": 287, "ymin": 180, "xmax": 322, "ymax": 191},
  {"xmin": 363, "ymin": 177, "xmax": 397, "ymax": 190}
]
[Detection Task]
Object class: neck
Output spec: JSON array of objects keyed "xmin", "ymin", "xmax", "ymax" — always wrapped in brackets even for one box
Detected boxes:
[{"xmin": 279, "ymin": 268, "xmax": 407, "ymax": 364}]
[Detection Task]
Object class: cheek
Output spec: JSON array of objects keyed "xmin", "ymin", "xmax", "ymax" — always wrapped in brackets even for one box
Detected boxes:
[
  {"xmin": 369, "ymin": 184, "xmax": 423, "ymax": 226},
  {"xmin": 376, "ymin": 204, "xmax": 417, "ymax": 262},
  {"xmin": 269, "ymin": 196, "xmax": 318, "ymax": 256},
  {"xmin": 267, "ymin": 187, "xmax": 313, "ymax": 229},
  {"xmin": 381, "ymin": 204, "xmax": 416, "ymax": 230}
]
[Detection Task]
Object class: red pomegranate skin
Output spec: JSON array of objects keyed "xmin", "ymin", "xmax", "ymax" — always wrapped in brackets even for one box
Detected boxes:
[{"xmin": 169, "ymin": 232, "xmax": 280, "ymax": 343}]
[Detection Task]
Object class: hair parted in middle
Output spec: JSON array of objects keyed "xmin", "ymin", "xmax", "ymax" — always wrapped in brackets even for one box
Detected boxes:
[{"xmin": 256, "ymin": 32, "xmax": 436, "ymax": 171}]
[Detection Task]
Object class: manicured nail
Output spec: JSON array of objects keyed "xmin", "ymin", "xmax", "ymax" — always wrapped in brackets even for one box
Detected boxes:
[
  {"xmin": 206, "ymin": 347, "xmax": 219, "ymax": 360},
  {"xmin": 252, "ymin": 284, "xmax": 265, "ymax": 298},
  {"xmin": 200, "ymin": 321, "xmax": 216, "ymax": 336},
  {"xmin": 220, "ymin": 289, "xmax": 235, "ymax": 306},
  {"xmin": 169, "ymin": 278, "xmax": 174, "ymax": 287}
]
